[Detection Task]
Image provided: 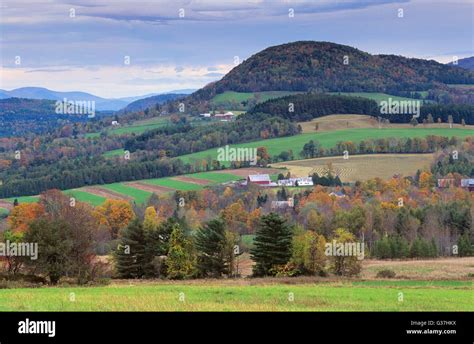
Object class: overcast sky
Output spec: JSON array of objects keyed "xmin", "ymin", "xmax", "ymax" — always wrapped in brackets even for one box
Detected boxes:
[{"xmin": 1, "ymin": 0, "xmax": 473, "ymax": 98}]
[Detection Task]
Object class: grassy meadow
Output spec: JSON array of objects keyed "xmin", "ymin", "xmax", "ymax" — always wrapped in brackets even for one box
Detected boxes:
[
  {"xmin": 271, "ymin": 153, "xmax": 435, "ymax": 182},
  {"xmin": 177, "ymin": 127, "xmax": 474, "ymax": 166},
  {"xmin": 0, "ymin": 279, "xmax": 471, "ymax": 311}
]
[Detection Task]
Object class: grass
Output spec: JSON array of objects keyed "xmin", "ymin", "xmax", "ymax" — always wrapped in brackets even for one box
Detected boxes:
[
  {"xmin": 103, "ymin": 148, "xmax": 125, "ymax": 158},
  {"xmin": 86, "ymin": 117, "xmax": 171, "ymax": 138},
  {"xmin": 327, "ymin": 92, "xmax": 428, "ymax": 104},
  {"xmin": 0, "ymin": 280, "xmax": 471, "ymax": 311},
  {"xmin": 272, "ymin": 153, "xmax": 434, "ymax": 181},
  {"xmin": 177, "ymin": 127, "xmax": 474, "ymax": 166},
  {"xmin": 6, "ymin": 195, "xmax": 39, "ymax": 204},
  {"xmin": 0, "ymin": 207, "xmax": 9, "ymax": 216},
  {"xmin": 211, "ymin": 91, "xmax": 302, "ymax": 107},
  {"xmin": 143, "ymin": 178, "xmax": 204, "ymax": 191},
  {"xmin": 101, "ymin": 183, "xmax": 152, "ymax": 204},
  {"xmin": 187, "ymin": 172, "xmax": 242, "ymax": 183},
  {"xmin": 65, "ymin": 190, "xmax": 106, "ymax": 207}
]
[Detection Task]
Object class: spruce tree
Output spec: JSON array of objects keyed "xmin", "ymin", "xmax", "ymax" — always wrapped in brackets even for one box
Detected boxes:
[
  {"xmin": 251, "ymin": 212, "xmax": 293, "ymax": 276},
  {"xmin": 195, "ymin": 219, "xmax": 229, "ymax": 277},
  {"xmin": 114, "ymin": 218, "xmax": 146, "ymax": 278}
]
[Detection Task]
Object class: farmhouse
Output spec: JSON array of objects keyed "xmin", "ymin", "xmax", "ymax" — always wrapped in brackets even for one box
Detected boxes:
[
  {"xmin": 278, "ymin": 177, "xmax": 313, "ymax": 187},
  {"xmin": 247, "ymin": 174, "xmax": 271, "ymax": 185},
  {"xmin": 271, "ymin": 198, "xmax": 294, "ymax": 209},
  {"xmin": 460, "ymin": 179, "xmax": 474, "ymax": 192},
  {"xmin": 437, "ymin": 178, "xmax": 456, "ymax": 188},
  {"xmin": 214, "ymin": 111, "xmax": 235, "ymax": 121},
  {"xmin": 329, "ymin": 191, "xmax": 346, "ymax": 198}
]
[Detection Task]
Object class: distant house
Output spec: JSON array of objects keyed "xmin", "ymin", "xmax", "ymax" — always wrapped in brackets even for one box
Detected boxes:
[
  {"xmin": 278, "ymin": 177, "xmax": 313, "ymax": 187},
  {"xmin": 214, "ymin": 111, "xmax": 235, "ymax": 121},
  {"xmin": 247, "ymin": 174, "xmax": 271, "ymax": 185},
  {"xmin": 461, "ymin": 179, "xmax": 474, "ymax": 191},
  {"xmin": 111, "ymin": 120, "xmax": 120, "ymax": 126},
  {"xmin": 271, "ymin": 198, "xmax": 294, "ymax": 209},
  {"xmin": 200, "ymin": 113, "xmax": 211, "ymax": 118},
  {"xmin": 329, "ymin": 191, "xmax": 346, "ymax": 198},
  {"xmin": 437, "ymin": 179, "xmax": 456, "ymax": 188}
]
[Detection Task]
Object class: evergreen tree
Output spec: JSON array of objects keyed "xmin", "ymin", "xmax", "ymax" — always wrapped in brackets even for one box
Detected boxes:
[
  {"xmin": 195, "ymin": 219, "xmax": 232, "ymax": 277},
  {"xmin": 114, "ymin": 218, "xmax": 147, "ymax": 278},
  {"xmin": 458, "ymin": 233, "xmax": 473, "ymax": 257},
  {"xmin": 251, "ymin": 213, "xmax": 293, "ymax": 276}
]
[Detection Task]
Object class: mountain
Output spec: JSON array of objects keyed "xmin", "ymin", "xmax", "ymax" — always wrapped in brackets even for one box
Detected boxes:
[
  {"xmin": 0, "ymin": 87, "xmax": 128, "ymax": 111},
  {"xmin": 188, "ymin": 41, "xmax": 474, "ymax": 102},
  {"xmin": 447, "ymin": 56, "xmax": 474, "ymax": 71},
  {"xmin": 0, "ymin": 87, "xmax": 199, "ymax": 111},
  {"xmin": 122, "ymin": 93, "xmax": 187, "ymax": 112}
]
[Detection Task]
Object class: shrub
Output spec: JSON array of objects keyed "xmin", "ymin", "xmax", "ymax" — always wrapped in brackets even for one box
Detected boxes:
[{"xmin": 376, "ymin": 269, "xmax": 396, "ymax": 278}]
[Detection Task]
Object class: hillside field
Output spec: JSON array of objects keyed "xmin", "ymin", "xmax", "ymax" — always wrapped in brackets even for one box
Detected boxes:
[
  {"xmin": 326, "ymin": 92, "xmax": 429, "ymax": 104},
  {"xmin": 177, "ymin": 127, "xmax": 474, "ymax": 166},
  {"xmin": 298, "ymin": 114, "xmax": 474, "ymax": 133},
  {"xmin": 210, "ymin": 91, "xmax": 302, "ymax": 108},
  {"xmin": 271, "ymin": 153, "xmax": 434, "ymax": 182}
]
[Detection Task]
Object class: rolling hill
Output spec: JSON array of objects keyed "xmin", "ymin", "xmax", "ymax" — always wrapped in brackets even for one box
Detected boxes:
[
  {"xmin": 122, "ymin": 93, "xmax": 187, "ymax": 112},
  {"xmin": 447, "ymin": 56, "xmax": 474, "ymax": 71},
  {"xmin": 187, "ymin": 41, "xmax": 474, "ymax": 104}
]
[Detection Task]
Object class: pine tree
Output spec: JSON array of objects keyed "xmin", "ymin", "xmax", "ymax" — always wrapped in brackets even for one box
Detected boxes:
[
  {"xmin": 458, "ymin": 233, "xmax": 473, "ymax": 257},
  {"xmin": 251, "ymin": 213, "xmax": 293, "ymax": 276},
  {"xmin": 114, "ymin": 218, "xmax": 146, "ymax": 278},
  {"xmin": 195, "ymin": 219, "xmax": 232, "ymax": 277}
]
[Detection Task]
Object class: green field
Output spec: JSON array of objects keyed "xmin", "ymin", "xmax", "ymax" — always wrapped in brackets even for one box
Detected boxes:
[
  {"xmin": 187, "ymin": 172, "xmax": 242, "ymax": 183},
  {"xmin": 101, "ymin": 183, "xmax": 152, "ymax": 204},
  {"xmin": 103, "ymin": 148, "xmax": 125, "ymax": 157},
  {"xmin": 0, "ymin": 280, "xmax": 471, "ymax": 311},
  {"xmin": 327, "ymin": 92, "xmax": 429, "ymax": 104},
  {"xmin": 65, "ymin": 190, "xmax": 106, "ymax": 207},
  {"xmin": 211, "ymin": 91, "xmax": 303, "ymax": 107},
  {"xmin": 86, "ymin": 117, "xmax": 171, "ymax": 138},
  {"xmin": 6, "ymin": 195, "xmax": 40, "ymax": 204},
  {"xmin": 177, "ymin": 127, "xmax": 474, "ymax": 166},
  {"xmin": 143, "ymin": 178, "xmax": 203, "ymax": 191},
  {"xmin": 0, "ymin": 208, "xmax": 9, "ymax": 216}
]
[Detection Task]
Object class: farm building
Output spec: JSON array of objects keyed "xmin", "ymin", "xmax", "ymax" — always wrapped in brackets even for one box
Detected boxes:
[
  {"xmin": 247, "ymin": 174, "xmax": 271, "ymax": 185},
  {"xmin": 278, "ymin": 177, "xmax": 313, "ymax": 187},
  {"xmin": 271, "ymin": 198, "xmax": 294, "ymax": 209},
  {"xmin": 461, "ymin": 179, "xmax": 474, "ymax": 191},
  {"xmin": 329, "ymin": 191, "xmax": 346, "ymax": 198},
  {"xmin": 214, "ymin": 112, "xmax": 235, "ymax": 121},
  {"xmin": 437, "ymin": 179, "xmax": 456, "ymax": 188},
  {"xmin": 199, "ymin": 113, "xmax": 211, "ymax": 118}
]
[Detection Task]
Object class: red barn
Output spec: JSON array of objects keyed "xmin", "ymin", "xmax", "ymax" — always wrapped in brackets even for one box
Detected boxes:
[{"xmin": 247, "ymin": 174, "xmax": 271, "ymax": 185}]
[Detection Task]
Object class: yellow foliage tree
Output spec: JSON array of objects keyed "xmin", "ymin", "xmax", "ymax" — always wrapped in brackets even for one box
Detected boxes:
[{"xmin": 94, "ymin": 199, "xmax": 134, "ymax": 238}]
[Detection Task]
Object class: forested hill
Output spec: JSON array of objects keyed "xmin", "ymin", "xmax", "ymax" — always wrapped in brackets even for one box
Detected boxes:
[
  {"xmin": 0, "ymin": 98, "xmax": 56, "ymax": 116},
  {"xmin": 188, "ymin": 41, "xmax": 474, "ymax": 102},
  {"xmin": 122, "ymin": 93, "xmax": 186, "ymax": 112}
]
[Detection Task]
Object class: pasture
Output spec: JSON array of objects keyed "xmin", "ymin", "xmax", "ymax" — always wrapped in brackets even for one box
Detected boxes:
[
  {"xmin": 0, "ymin": 278, "xmax": 471, "ymax": 311},
  {"xmin": 271, "ymin": 153, "xmax": 434, "ymax": 182},
  {"xmin": 177, "ymin": 127, "xmax": 474, "ymax": 166}
]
